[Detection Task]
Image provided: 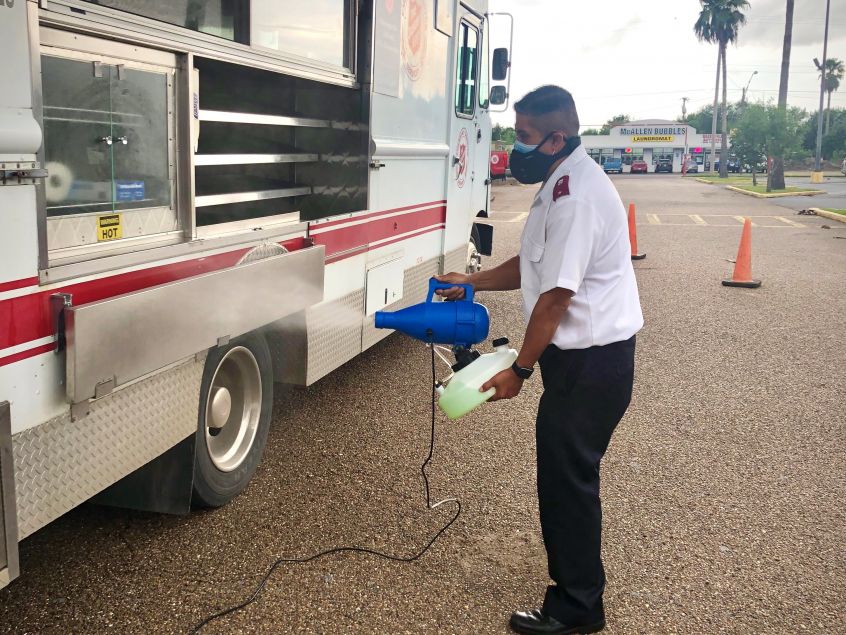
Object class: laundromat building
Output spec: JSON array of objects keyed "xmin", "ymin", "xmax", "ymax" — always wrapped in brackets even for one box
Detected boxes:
[{"xmin": 581, "ymin": 119, "xmax": 729, "ymax": 173}]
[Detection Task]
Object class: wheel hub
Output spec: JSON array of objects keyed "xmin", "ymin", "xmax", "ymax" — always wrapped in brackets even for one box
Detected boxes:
[
  {"xmin": 208, "ymin": 386, "xmax": 232, "ymax": 431},
  {"xmin": 466, "ymin": 241, "xmax": 482, "ymax": 274},
  {"xmin": 204, "ymin": 347, "xmax": 262, "ymax": 472}
]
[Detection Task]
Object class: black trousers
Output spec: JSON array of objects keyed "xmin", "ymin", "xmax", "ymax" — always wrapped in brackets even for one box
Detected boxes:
[{"xmin": 536, "ymin": 336, "xmax": 636, "ymax": 624}]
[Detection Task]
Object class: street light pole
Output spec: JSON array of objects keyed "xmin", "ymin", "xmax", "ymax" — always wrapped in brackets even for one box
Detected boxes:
[
  {"xmin": 812, "ymin": 0, "xmax": 830, "ymax": 182},
  {"xmin": 741, "ymin": 70, "xmax": 758, "ymax": 104}
]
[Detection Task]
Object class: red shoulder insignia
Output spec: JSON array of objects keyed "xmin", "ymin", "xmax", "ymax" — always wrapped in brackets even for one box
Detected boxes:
[{"xmin": 553, "ymin": 175, "xmax": 570, "ymax": 201}]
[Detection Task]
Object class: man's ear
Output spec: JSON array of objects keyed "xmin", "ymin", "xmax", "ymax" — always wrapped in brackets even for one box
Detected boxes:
[{"xmin": 550, "ymin": 131, "xmax": 567, "ymax": 153}]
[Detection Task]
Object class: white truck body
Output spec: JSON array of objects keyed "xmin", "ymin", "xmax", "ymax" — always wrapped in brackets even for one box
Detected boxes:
[{"xmin": 0, "ymin": 0, "xmax": 507, "ymax": 587}]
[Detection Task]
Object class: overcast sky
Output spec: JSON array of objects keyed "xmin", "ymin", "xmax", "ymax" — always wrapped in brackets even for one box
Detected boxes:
[{"xmin": 487, "ymin": 0, "xmax": 846, "ymax": 132}]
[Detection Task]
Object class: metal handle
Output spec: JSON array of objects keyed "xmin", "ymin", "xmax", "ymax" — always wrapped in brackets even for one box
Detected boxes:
[
  {"xmin": 369, "ymin": 160, "xmax": 386, "ymax": 169},
  {"xmin": 100, "ymin": 136, "xmax": 128, "ymax": 146}
]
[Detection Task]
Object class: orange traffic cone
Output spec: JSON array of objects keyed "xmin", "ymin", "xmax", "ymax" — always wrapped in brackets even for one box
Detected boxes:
[
  {"xmin": 628, "ymin": 203, "xmax": 645, "ymax": 260},
  {"xmin": 722, "ymin": 218, "xmax": 761, "ymax": 288}
]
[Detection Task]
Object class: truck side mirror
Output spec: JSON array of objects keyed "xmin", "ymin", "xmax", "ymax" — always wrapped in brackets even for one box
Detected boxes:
[
  {"xmin": 492, "ymin": 48, "xmax": 509, "ymax": 81},
  {"xmin": 489, "ymin": 85, "xmax": 507, "ymax": 106}
]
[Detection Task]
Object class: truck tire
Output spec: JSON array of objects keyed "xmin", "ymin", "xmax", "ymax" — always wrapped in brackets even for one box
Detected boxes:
[
  {"xmin": 467, "ymin": 226, "xmax": 483, "ymax": 274},
  {"xmin": 192, "ymin": 333, "xmax": 273, "ymax": 507}
]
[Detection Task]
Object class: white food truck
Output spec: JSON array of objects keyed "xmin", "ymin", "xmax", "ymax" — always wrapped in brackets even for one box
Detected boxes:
[{"xmin": 0, "ymin": 0, "xmax": 511, "ymax": 586}]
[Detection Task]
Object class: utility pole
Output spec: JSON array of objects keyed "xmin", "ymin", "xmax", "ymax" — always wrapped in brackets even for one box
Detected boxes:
[
  {"xmin": 681, "ymin": 97, "xmax": 690, "ymax": 175},
  {"xmin": 812, "ymin": 0, "xmax": 830, "ymax": 183}
]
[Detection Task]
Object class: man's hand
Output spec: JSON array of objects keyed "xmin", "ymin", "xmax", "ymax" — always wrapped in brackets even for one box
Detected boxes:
[
  {"xmin": 481, "ymin": 368, "xmax": 523, "ymax": 401},
  {"xmin": 433, "ymin": 272, "xmax": 471, "ymax": 300}
]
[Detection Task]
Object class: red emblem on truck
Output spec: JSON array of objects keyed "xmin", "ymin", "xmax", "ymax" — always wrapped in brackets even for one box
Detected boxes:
[{"xmin": 553, "ymin": 175, "xmax": 570, "ymax": 201}]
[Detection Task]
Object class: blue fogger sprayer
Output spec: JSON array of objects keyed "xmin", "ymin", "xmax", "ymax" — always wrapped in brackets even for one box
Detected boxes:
[{"xmin": 375, "ymin": 278, "xmax": 517, "ymax": 420}]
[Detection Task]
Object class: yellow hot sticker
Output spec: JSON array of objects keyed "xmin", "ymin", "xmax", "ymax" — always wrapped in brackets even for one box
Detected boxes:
[{"xmin": 97, "ymin": 214, "xmax": 123, "ymax": 242}]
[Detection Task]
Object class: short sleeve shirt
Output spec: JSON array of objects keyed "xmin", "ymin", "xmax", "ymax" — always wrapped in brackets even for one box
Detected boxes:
[{"xmin": 519, "ymin": 145, "xmax": 644, "ymax": 350}]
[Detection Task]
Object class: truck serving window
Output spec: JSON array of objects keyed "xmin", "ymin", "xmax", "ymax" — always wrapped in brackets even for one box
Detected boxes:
[
  {"xmin": 455, "ymin": 22, "xmax": 478, "ymax": 117},
  {"xmin": 83, "ymin": 1, "xmax": 248, "ymax": 42},
  {"xmin": 83, "ymin": 1, "xmax": 355, "ymax": 70},
  {"xmin": 193, "ymin": 57, "xmax": 368, "ymax": 226},
  {"xmin": 252, "ymin": 0, "xmax": 354, "ymax": 68}
]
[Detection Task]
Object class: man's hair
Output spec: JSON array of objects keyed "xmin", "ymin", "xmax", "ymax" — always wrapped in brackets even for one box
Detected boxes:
[{"xmin": 514, "ymin": 85, "xmax": 580, "ymax": 136}]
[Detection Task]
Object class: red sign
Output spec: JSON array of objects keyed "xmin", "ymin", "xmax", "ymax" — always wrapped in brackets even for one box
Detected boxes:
[
  {"xmin": 402, "ymin": 0, "xmax": 428, "ymax": 80},
  {"xmin": 456, "ymin": 128, "xmax": 469, "ymax": 188}
]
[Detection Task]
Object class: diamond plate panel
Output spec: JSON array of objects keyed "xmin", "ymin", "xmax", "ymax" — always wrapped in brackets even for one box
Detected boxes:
[
  {"xmin": 305, "ymin": 289, "xmax": 365, "ymax": 385},
  {"xmin": 13, "ymin": 357, "xmax": 203, "ymax": 539},
  {"xmin": 47, "ymin": 207, "xmax": 179, "ymax": 251},
  {"xmin": 362, "ymin": 256, "xmax": 441, "ymax": 351},
  {"xmin": 443, "ymin": 245, "xmax": 468, "ymax": 279}
]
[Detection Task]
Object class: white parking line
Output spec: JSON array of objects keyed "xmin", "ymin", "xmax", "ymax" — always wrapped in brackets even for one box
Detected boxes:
[
  {"xmin": 774, "ymin": 216, "xmax": 805, "ymax": 228},
  {"xmin": 689, "ymin": 214, "xmax": 707, "ymax": 225},
  {"xmin": 734, "ymin": 215, "xmax": 756, "ymax": 226},
  {"xmin": 646, "ymin": 214, "xmax": 661, "ymax": 224}
]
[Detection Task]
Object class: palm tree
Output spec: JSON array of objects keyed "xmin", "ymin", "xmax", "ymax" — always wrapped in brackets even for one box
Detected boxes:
[
  {"xmin": 694, "ymin": 0, "xmax": 750, "ymax": 178},
  {"xmin": 769, "ymin": 0, "xmax": 794, "ymax": 192},
  {"xmin": 816, "ymin": 57, "xmax": 844, "ymax": 133}
]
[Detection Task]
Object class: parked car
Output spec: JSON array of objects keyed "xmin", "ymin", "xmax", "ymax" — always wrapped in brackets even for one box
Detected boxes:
[
  {"xmin": 602, "ymin": 157, "xmax": 623, "ymax": 174},
  {"xmin": 683, "ymin": 160, "xmax": 699, "ymax": 173},
  {"xmin": 630, "ymin": 159, "xmax": 648, "ymax": 174},
  {"xmin": 489, "ymin": 150, "xmax": 509, "ymax": 181},
  {"xmin": 655, "ymin": 159, "xmax": 673, "ymax": 173},
  {"xmin": 743, "ymin": 161, "xmax": 767, "ymax": 174}
]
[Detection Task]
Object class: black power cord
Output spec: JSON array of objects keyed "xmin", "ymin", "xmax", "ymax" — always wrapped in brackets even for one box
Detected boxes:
[{"xmin": 191, "ymin": 343, "xmax": 460, "ymax": 633}]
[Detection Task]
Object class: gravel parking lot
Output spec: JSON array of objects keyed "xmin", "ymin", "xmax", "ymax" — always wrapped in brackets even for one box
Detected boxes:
[{"xmin": 1, "ymin": 176, "xmax": 844, "ymax": 634}]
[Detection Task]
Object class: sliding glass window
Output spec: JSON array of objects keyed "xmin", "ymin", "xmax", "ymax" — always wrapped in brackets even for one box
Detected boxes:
[
  {"xmin": 252, "ymin": 0, "xmax": 354, "ymax": 68},
  {"xmin": 83, "ymin": 1, "xmax": 248, "ymax": 42}
]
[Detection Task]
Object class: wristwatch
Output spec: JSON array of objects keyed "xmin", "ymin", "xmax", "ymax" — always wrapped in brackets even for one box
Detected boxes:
[{"xmin": 511, "ymin": 361, "xmax": 534, "ymax": 380}]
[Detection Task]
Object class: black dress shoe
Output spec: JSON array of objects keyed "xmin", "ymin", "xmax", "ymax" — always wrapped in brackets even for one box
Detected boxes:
[{"xmin": 509, "ymin": 608, "xmax": 606, "ymax": 635}]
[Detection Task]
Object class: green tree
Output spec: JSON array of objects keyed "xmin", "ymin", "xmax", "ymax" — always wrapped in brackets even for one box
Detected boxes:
[
  {"xmin": 695, "ymin": 0, "xmax": 750, "ymax": 178},
  {"xmin": 491, "ymin": 124, "xmax": 515, "ymax": 145},
  {"xmin": 769, "ymin": 0, "xmax": 794, "ymax": 191},
  {"xmin": 599, "ymin": 114, "xmax": 630, "ymax": 135},
  {"xmin": 815, "ymin": 57, "xmax": 845, "ymax": 134},
  {"xmin": 731, "ymin": 104, "xmax": 769, "ymax": 186},
  {"xmin": 581, "ymin": 128, "xmax": 601, "ymax": 136},
  {"xmin": 683, "ymin": 102, "xmax": 743, "ymax": 134}
]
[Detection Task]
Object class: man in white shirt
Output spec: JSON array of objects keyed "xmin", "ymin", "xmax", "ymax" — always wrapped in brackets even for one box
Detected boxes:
[{"xmin": 436, "ymin": 85, "xmax": 643, "ymax": 635}]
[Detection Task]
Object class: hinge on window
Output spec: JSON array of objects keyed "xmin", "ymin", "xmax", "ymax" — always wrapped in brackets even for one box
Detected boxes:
[{"xmin": 1, "ymin": 163, "xmax": 48, "ymax": 186}]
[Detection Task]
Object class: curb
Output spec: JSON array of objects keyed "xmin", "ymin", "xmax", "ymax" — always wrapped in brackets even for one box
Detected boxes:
[
  {"xmin": 725, "ymin": 185, "xmax": 825, "ymax": 198},
  {"xmin": 810, "ymin": 208, "xmax": 846, "ymax": 224}
]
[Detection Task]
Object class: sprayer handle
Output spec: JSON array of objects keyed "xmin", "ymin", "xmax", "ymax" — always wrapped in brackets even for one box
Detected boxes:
[{"xmin": 426, "ymin": 277, "xmax": 474, "ymax": 303}]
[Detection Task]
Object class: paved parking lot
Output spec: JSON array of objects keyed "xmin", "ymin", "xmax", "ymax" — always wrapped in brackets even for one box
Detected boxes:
[{"xmin": 1, "ymin": 176, "xmax": 844, "ymax": 634}]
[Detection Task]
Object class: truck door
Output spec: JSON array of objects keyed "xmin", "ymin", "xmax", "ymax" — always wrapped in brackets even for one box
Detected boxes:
[{"xmin": 444, "ymin": 9, "xmax": 483, "ymax": 267}]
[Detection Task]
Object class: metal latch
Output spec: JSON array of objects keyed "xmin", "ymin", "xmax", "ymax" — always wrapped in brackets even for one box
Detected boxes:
[
  {"xmin": 369, "ymin": 160, "xmax": 386, "ymax": 169},
  {"xmin": 51, "ymin": 293, "xmax": 72, "ymax": 354},
  {"xmin": 0, "ymin": 163, "xmax": 48, "ymax": 186}
]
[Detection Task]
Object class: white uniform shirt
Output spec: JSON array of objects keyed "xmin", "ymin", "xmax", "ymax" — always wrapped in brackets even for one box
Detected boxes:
[{"xmin": 519, "ymin": 145, "xmax": 644, "ymax": 350}]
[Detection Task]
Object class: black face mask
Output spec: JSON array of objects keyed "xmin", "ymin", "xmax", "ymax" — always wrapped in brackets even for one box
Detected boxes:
[{"xmin": 509, "ymin": 133, "xmax": 582, "ymax": 184}]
